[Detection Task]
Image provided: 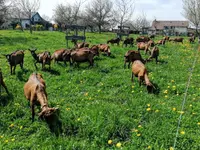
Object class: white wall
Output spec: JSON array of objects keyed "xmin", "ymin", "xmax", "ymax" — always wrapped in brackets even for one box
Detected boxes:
[{"xmin": 21, "ymin": 20, "xmax": 30, "ymax": 29}]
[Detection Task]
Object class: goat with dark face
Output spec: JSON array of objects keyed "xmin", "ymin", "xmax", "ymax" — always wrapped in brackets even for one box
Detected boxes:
[
  {"xmin": 28, "ymin": 48, "xmax": 51, "ymax": 70},
  {"xmin": 123, "ymin": 37, "xmax": 134, "ymax": 47},
  {"xmin": 4, "ymin": 50, "xmax": 24, "ymax": 75}
]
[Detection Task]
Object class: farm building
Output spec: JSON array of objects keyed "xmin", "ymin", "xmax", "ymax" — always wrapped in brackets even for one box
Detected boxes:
[{"xmin": 149, "ymin": 19, "xmax": 189, "ymax": 36}]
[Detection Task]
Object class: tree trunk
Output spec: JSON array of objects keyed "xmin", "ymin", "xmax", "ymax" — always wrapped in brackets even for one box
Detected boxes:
[
  {"xmin": 195, "ymin": 26, "xmax": 199, "ymax": 36},
  {"xmin": 98, "ymin": 25, "xmax": 101, "ymax": 34}
]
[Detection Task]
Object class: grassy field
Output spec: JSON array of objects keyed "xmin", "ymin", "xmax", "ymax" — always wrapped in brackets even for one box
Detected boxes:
[{"xmin": 0, "ymin": 30, "xmax": 200, "ymax": 149}]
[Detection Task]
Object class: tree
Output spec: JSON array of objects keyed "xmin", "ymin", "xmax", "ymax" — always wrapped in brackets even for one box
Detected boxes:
[
  {"xmin": 182, "ymin": 0, "xmax": 200, "ymax": 35},
  {"xmin": 114, "ymin": 0, "xmax": 135, "ymax": 28},
  {"xmin": 53, "ymin": 0, "xmax": 85, "ymax": 25},
  {"xmin": 85, "ymin": 0, "xmax": 113, "ymax": 33},
  {"xmin": 0, "ymin": 0, "xmax": 10, "ymax": 26},
  {"xmin": 13, "ymin": 0, "xmax": 40, "ymax": 34}
]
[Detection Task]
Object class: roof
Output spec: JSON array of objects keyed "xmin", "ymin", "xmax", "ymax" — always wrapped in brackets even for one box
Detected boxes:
[{"xmin": 152, "ymin": 20, "xmax": 189, "ymax": 30}]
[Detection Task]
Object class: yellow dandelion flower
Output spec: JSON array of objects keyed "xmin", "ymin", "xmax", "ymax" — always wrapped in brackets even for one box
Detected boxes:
[
  {"xmin": 172, "ymin": 107, "xmax": 176, "ymax": 111},
  {"xmin": 155, "ymin": 109, "xmax": 159, "ymax": 113},
  {"xmin": 180, "ymin": 131, "xmax": 185, "ymax": 135},
  {"xmin": 131, "ymin": 90, "xmax": 134, "ymax": 93},
  {"xmin": 137, "ymin": 134, "xmax": 141, "ymax": 137},
  {"xmin": 171, "ymin": 80, "xmax": 175, "ymax": 83},
  {"xmin": 108, "ymin": 140, "xmax": 112, "ymax": 145},
  {"xmin": 132, "ymin": 129, "xmax": 138, "ymax": 132},
  {"xmin": 148, "ymin": 146, "xmax": 151, "ymax": 149},
  {"xmin": 9, "ymin": 124, "xmax": 14, "ymax": 127},
  {"xmin": 116, "ymin": 142, "xmax": 122, "ymax": 148},
  {"xmin": 11, "ymin": 138, "xmax": 15, "ymax": 142},
  {"xmin": 170, "ymin": 147, "xmax": 174, "ymax": 150},
  {"xmin": 66, "ymin": 108, "xmax": 70, "ymax": 111},
  {"xmin": 0, "ymin": 136, "xmax": 3, "ymax": 138},
  {"xmin": 77, "ymin": 118, "xmax": 81, "ymax": 121},
  {"xmin": 193, "ymin": 112, "xmax": 196, "ymax": 115},
  {"xmin": 132, "ymin": 86, "xmax": 134, "ymax": 88},
  {"xmin": 178, "ymin": 111, "xmax": 184, "ymax": 114},
  {"xmin": 146, "ymin": 108, "xmax": 151, "ymax": 111},
  {"xmin": 88, "ymin": 97, "xmax": 92, "ymax": 100},
  {"xmin": 19, "ymin": 126, "xmax": 23, "ymax": 130},
  {"xmin": 189, "ymin": 104, "xmax": 192, "ymax": 107},
  {"xmin": 147, "ymin": 104, "xmax": 151, "ymax": 107},
  {"xmin": 167, "ymin": 86, "xmax": 170, "ymax": 88},
  {"xmin": 163, "ymin": 90, "xmax": 168, "ymax": 94},
  {"xmin": 197, "ymin": 122, "xmax": 200, "ymax": 125},
  {"xmin": 84, "ymin": 92, "xmax": 88, "ymax": 96},
  {"xmin": 138, "ymin": 125, "xmax": 142, "ymax": 128},
  {"xmin": 5, "ymin": 140, "xmax": 8, "ymax": 143},
  {"xmin": 165, "ymin": 95, "xmax": 168, "ymax": 98}
]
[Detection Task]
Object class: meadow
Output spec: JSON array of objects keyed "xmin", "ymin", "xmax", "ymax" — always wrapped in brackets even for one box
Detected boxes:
[{"xmin": 0, "ymin": 30, "xmax": 200, "ymax": 150}]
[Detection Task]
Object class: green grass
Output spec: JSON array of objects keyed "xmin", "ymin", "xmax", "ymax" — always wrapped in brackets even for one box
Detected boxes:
[{"xmin": 0, "ymin": 30, "xmax": 200, "ymax": 149}]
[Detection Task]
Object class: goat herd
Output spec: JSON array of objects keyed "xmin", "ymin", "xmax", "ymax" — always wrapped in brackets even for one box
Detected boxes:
[{"xmin": 0, "ymin": 34, "xmax": 196, "ymax": 122}]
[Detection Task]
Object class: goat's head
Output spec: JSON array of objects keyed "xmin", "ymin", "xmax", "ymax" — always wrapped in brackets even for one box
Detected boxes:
[
  {"xmin": 38, "ymin": 107, "xmax": 59, "ymax": 119},
  {"xmin": 3, "ymin": 54, "xmax": 11, "ymax": 62},
  {"xmin": 28, "ymin": 48, "xmax": 37, "ymax": 54}
]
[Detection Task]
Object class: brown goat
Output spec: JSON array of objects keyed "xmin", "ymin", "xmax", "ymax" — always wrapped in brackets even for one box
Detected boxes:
[
  {"xmin": 174, "ymin": 38, "xmax": 184, "ymax": 44},
  {"xmin": 4, "ymin": 50, "xmax": 24, "ymax": 75},
  {"xmin": 70, "ymin": 49, "xmax": 95, "ymax": 67},
  {"xmin": 28, "ymin": 48, "xmax": 51, "ymax": 70},
  {"xmin": 163, "ymin": 36, "xmax": 170, "ymax": 41},
  {"xmin": 136, "ymin": 36, "xmax": 150, "ymax": 43},
  {"xmin": 147, "ymin": 40, "xmax": 155, "ymax": 47},
  {"xmin": 124, "ymin": 50, "xmax": 144, "ymax": 68},
  {"xmin": 24, "ymin": 73, "xmax": 58, "ymax": 122},
  {"xmin": 107, "ymin": 38, "xmax": 120, "ymax": 46},
  {"xmin": 98, "ymin": 44, "xmax": 111, "ymax": 56},
  {"xmin": 156, "ymin": 39, "xmax": 165, "ymax": 45},
  {"xmin": 131, "ymin": 60, "xmax": 154, "ymax": 93},
  {"xmin": 137, "ymin": 42, "xmax": 150, "ymax": 54},
  {"xmin": 0, "ymin": 69, "xmax": 9, "ymax": 95},
  {"xmin": 75, "ymin": 42, "xmax": 90, "ymax": 49},
  {"xmin": 78, "ymin": 47, "xmax": 99, "ymax": 57},
  {"xmin": 51, "ymin": 49, "xmax": 71, "ymax": 66},
  {"xmin": 123, "ymin": 37, "xmax": 134, "ymax": 47},
  {"xmin": 147, "ymin": 46, "xmax": 159, "ymax": 64},
  {"xmin": 189, "ymin": 36, "xmax": 195, "ymax": 43}
]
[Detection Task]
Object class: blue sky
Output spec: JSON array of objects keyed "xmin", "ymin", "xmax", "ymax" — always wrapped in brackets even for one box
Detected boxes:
[{"xmin": 38, "ymin": 0, "xmax": 186, "ymax": 21}]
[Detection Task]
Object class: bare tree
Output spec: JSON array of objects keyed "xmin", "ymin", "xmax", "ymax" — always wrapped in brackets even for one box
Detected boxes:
[
  {"xmin": 0, "ymin": 0, "xmax": 10, "ymax": 26},
  {"xmin": 53, "ymin": 0, "xmax": 86, "ymax": 25},
  {"xmin": 13, "ymin": 0, "xmax": 40, "ymax": 34},
  {"xmin": 182, "ymin": 0, "xmax": 200, "ymax": 35},
  {"xmin": 114, "ymin": 0, "xmax": 135, "ymax": 27},
  {"xmin": 85, "ymin": 0, "xmax": 113, "ymax": 33},
  {"xmin": 126, "ymin": 12, "xmax": 150, "ymax": 33}
]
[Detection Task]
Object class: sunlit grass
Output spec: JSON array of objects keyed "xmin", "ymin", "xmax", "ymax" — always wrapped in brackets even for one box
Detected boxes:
[{"xmin": 0, "ymin": 30, "xmax": 200, "ymax": 149}]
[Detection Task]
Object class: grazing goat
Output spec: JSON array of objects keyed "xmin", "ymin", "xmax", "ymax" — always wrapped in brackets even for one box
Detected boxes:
[
  {"xmin": 70, "ymin": 49, "xmax": 95, "ymax": 67},
  {"xmin": 97, "ymin": 44, "xmax": 111, "ymax": 56},
  {"xmin": 163, "ymin": 36, "xmax": 170, "ymax": 41},
  {"xmin": 189, "ymin": 36, "xmax": 195, "ymax": 43},
  {"xmin": 131, "ymin": 60, "xmax": 154, "ymax": 93},
  {"xmin": 136, "ymin": 36, "xmax": 150, "ymax": 43},
  {"xmin": 24, "ymin": 73, "xmax": 58, "ymax": 122},
  {"xmin": 137, "ymin": 42, "xmax": 150, "ymax": 54},
  {"xmin": 107, "ymin": 38, "xmax": 120, "ymax": 46},
  {"xmin": 147, "ymin": 40, "xmax": 155, "ymax": 47},
  {"xmin": 79, "ymin": 47, "xmax": 99, "ymax": 57},
  {"xmin": 0, "ymin": 69, "xmax": 9, "ymax": 95},
  {"xmin": 28, "ymin": 48, "xmax": 51, "ymax": 70},
  {"xmin": 156, "ymin": 39, "xmax": 165, "ymax": 45},
  {"xmin": 147, "ymin": 46, "xmax": 159, "ymax": 64},
  {"xmin": 75, "ymin": 42, "xmax": 90, "ymax": 49},
  {"xmin": 174, "ymin": 38, "xmax": 184, "ymax": 44},
  {"xmin": 4, "ymin": 50, "xmax": 24, "ymax": 75},
  {"xmin": 123, "ymin": 37, "xmax": 134, "ymax": 47},
  {"xmin": 51, "ymin": 49, "xmax": 71, "ymax": 66},
  {"xmin": 124, "ymin": 50, "xmax": 144, "ymax": 69}
]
